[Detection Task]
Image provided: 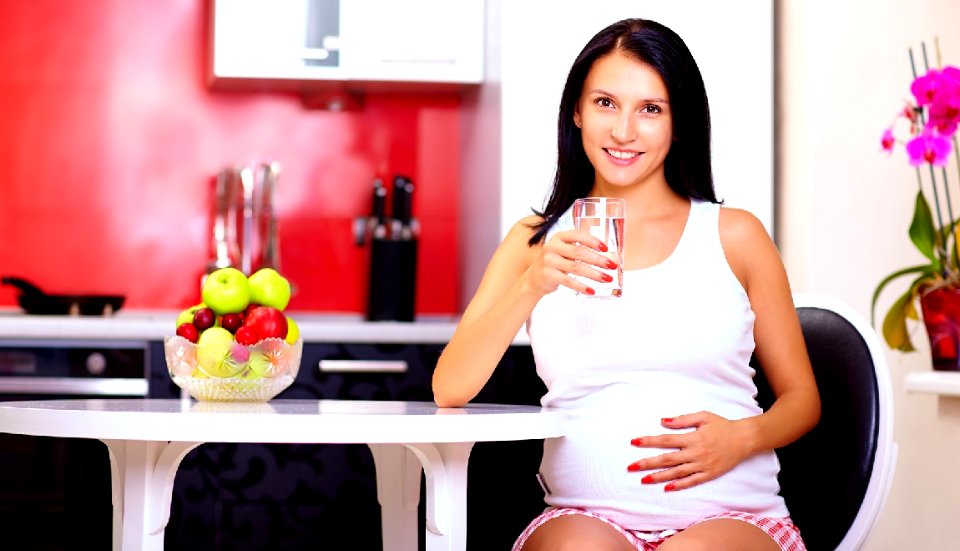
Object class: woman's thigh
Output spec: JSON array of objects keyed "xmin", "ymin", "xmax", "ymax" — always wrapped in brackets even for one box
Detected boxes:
[
  {"xmin": 657, "ymin": 518, "xmax": 781, "ymax": 551},
  {"xmin": 519, "ymin": 514, "xmax": 640, "ymax": 551}
]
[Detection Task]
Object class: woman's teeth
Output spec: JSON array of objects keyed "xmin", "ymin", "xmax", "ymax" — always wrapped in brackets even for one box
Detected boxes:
[{"xmin": 606, "ymin": 149, "xmax": 639, "ymax": 160}]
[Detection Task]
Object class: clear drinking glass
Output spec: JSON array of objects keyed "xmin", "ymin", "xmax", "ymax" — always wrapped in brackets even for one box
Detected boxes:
[{"xmin": 573, "ymin": 197, "xmax": 625, "ymax": 298}]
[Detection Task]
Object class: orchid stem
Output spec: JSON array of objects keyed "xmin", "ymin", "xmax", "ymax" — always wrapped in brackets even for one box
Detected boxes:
[
  {"xmin": 912, "ymin": 45, "xmax": 952, "ymax": 273},
  {"xmin": 925, "ymin": 41, "xmax": 960, "ymax": 272}
]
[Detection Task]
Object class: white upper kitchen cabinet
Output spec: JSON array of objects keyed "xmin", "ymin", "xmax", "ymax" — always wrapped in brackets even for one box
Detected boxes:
[
  {"xmin": 208, "ymin": 0, "xmax": 484, "ymax": 88},
  {"xmin": 458, "ymin": 0, "xmax": 774, "ymax": 309}
]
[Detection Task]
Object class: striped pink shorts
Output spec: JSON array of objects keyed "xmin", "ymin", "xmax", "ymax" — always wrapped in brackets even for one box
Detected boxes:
[{"xmin": 512, "ymin": 508, "xmax": 806, "ymax": 551}]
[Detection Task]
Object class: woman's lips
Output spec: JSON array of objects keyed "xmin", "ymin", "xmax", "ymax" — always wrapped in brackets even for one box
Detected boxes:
[{"xmin": 604, "ymin": 148, "xmax": 641, "ymax": 164}]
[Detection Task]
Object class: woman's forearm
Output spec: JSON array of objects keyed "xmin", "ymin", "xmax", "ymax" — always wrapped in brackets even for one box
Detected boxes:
[
  {"xmin": 432, "ymin": 278, "xmax": 542, "ymax": 407},
  {"xmin": 742, "ymin": 385, "xmax": 821, "ymax": 455}
]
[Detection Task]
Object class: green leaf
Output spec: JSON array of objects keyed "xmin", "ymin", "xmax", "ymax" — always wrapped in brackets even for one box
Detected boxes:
[
  {"xmin": 944, "ymin": 217, "xmax": 960, "ymax": 272},
  {"xmin": 910, "ymin": 191, "xmax": 939, "ymax": 263},
  {"xmin": 880, "ymin": 275, "xmax": 928, "ymax": 352},
  {"xmin": 882, "ymin": 289, "xmax": 916, "ymax": 351},
  {"xmin": 871, "ymin": 264, "xmax": 936, "ymax": 326}
]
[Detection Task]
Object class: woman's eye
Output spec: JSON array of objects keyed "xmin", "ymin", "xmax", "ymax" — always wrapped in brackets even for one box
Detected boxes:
[
  {"xmin": 594, "ymin": 97, "xmax": 615, "ymax": 108},
  {"xmin": 641, "ymin": 104, "xmax": 663, "ymax": 114}
]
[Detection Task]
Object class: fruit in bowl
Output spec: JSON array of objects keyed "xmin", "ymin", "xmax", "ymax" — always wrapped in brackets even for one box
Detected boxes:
[{"xmin": 165, "ymin": 268, "xmax": 302, "ymax": 402}]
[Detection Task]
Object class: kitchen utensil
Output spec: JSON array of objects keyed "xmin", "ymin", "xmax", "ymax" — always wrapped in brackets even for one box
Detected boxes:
[
  {"xmin": 258, "ymin": 162, "xmax": 281, "ymax": 271},
  {"xmin": 1, "ymin": 276, "xmax": 125, "ymax": 316},
  {"xmin": 206, "ymin": 169, "xmax": 240, "ymax": 275}
]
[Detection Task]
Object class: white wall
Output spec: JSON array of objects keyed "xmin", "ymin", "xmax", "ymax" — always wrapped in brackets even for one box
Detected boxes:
[{"xmin": 779, "ymin": 0, "xmax": 960, "ymax": 548}]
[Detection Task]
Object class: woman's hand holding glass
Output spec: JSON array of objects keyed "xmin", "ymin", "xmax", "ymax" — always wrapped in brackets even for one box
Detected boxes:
[
  {"xmin": 526, "ymin": 229, "xmax": 619, "ymax": 297},
  {"xmin": 626, "ymin": 411, "xmax": 754, "ymax": 492}
]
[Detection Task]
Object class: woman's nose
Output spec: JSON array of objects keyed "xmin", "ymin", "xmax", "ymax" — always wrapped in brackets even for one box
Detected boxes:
[{"xmin": 611, "ymin": 113, "xmax": 636, "ymax": 142}]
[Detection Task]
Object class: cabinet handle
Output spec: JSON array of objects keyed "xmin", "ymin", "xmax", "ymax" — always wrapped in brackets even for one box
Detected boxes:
[
  {"xmin": 0, "ymin": 377, "xmax": 148, "ymax": 396},
  {"xmin": 318, "ymin": 360, "xmax": 408, "ymax": 373}
]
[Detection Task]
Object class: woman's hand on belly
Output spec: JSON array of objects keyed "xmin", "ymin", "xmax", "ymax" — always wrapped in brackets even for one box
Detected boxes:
[{"xmin": 626, "ymin": 411, "xmax": 755, "ymax": 492}]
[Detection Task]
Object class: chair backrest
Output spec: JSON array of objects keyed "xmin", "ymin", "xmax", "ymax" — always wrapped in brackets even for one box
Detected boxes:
[{"xmin": 752, "ymin": 294, "xmax": 897, "ymax": 551}]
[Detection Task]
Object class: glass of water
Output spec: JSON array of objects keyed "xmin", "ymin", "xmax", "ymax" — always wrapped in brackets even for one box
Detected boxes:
[{"xmin": 573, "ymin": 197, "xmax": 625, "ymax": 298}]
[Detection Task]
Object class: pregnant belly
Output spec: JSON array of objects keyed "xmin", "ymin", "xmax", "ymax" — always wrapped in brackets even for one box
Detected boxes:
[{"xmin": 539, "ymin": 412, "xmax": 786, "ymax": 530}]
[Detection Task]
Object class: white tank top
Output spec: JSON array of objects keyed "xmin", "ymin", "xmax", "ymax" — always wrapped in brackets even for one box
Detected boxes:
[{"xmin": 527, "ymin": 199, "xmax": 789, "ymax": 530}]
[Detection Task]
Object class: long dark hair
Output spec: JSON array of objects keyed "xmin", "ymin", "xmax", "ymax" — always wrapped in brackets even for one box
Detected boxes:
[{"xmin": 529, "ymin": 18, "xmax": 718, "ymax": 245}]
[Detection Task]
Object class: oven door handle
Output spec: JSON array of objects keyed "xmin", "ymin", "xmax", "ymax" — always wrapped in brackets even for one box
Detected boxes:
[
  {"xmin": 318, "ymin": 359, "xmax": 408, "ymax": 373},
  {"xmin": 0, "ymin": 377, "xmax": 148, "ymax": 396}
]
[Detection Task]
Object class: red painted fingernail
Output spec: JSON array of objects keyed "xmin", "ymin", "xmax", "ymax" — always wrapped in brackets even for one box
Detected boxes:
[
  {"xmin": 601, "ymin": 273, "xmax": 613, "ymax": 282},
  {"xmin": 664, "ymin": 483, "xmax": 676, "ymax": 492},
  {"xmin": 641, "ymin": 475, "xmax": 654, "ymax": 484},
  {"xmin": 630, "ymin": 438, "xmax": 643, "ymax": 446},
  {"xmin": 585, "ymin": 287, "xmax": 595, "ymax": 295},
  {"xmin": 627, "ymin": 463, "xmax": 642, "ymax": 472},
  {"xmin": 661, "ymin": 417, "xmax": 674, "ymax": 423},
  {"xmin": 606, "ymin": 260, "xmax": 617, "ymax": 269},
  {"xmin": 598, "ymin": 242, "xmax": 608, "ymax": 252}
]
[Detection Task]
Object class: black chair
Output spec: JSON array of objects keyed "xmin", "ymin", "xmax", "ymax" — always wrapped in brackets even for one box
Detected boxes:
[{"xmin": 753, "ymin": 294, "xmax": 897, "ymax": 551}]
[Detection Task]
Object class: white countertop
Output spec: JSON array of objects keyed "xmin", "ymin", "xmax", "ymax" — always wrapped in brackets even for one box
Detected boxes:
[{"xmin": 0, "ymin": 309, "xmax": 532, "ymax": 345}]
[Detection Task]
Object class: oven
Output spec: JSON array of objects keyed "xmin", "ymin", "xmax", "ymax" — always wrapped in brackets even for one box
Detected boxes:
[{"xmin": 0, "ymin": 338, "xmax": 150, "ymax": 550}]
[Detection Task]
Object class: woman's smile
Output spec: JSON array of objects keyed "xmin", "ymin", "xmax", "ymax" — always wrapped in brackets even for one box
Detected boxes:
[{"xmin": 604, "ymin": 148, "xmax": 642, "ymax": 163}]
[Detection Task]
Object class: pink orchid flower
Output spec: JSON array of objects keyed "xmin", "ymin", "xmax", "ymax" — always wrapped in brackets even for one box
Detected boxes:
[
  {"xmin": 906, "ymin": 131, "xmax": 952, "ymax": 166},
  {"xmin": 928, "ymin": 69, "xmax": 960, "ymax": 135},
  {"xmin": 930, "ymin": 96, "xmax": 960, "ymax": 135},
  {"xmin": 881, "ymin": 128, "xmax": 896, "ymax": 153},
  {"xmin": 912, "ymin": 69, "xmax": 942, "ymax": 106}
]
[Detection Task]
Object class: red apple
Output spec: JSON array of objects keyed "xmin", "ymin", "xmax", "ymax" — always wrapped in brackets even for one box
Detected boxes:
[
  {"xmin": 176, "ymin": 322, "xmax": 199, "ymax": 343},
  {"xmin": 235, "ymin": 325, "xmax": 260, "ymax": 346},
  {"xmin": 221, "ymin": 312, "xmax": 243, "ymax": 333},
  {"xmin": 243, "ymin": 306, "xmax": 288, "ymax": 340},
  {"xmin": 192, "ymin": 307, "xmax": 216, "ymax": 331}
]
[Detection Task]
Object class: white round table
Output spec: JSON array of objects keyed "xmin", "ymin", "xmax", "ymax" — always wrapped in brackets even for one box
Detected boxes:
[{"xmin": 0, "ymin": 398, "xmax": 567, "ymax": 551}]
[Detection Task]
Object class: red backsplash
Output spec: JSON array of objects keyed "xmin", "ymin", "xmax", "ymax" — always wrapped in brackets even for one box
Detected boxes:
[{"xmin": 0, "ymin": 1, "xmax": 460, "ymax": 314}]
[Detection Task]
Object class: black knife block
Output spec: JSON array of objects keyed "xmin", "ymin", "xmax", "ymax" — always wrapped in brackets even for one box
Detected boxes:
[{"xmin": 366, "ymin": 238, "xmax": 417, "ymax": 322}]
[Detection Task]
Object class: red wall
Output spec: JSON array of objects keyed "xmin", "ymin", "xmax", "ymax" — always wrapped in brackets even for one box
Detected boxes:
[{"xmin": 0, "ymin": 0, "xmax": 460, "ymax": 315}]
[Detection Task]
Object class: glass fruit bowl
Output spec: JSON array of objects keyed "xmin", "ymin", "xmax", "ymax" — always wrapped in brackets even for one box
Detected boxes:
[{"xmin": 164, "ymin": 335, "xmax": 302, "ymax": 402}]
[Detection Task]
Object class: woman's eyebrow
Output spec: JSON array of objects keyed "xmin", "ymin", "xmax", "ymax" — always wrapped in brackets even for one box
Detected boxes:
[{"xmin": 586, "ymin": 89, "xmax": 669, "ymax": 104}]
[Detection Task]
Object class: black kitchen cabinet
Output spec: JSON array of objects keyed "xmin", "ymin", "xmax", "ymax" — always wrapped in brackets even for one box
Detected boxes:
[
  {"xmin": 149, "ymin": 341, "xmax": 547, "ymax": 551},
  {"xmin": 0, "ymin": 339, "xmax": 150, "ymax": 551}
]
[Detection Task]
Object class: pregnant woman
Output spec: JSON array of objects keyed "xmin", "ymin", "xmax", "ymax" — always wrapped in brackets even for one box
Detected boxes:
[{"xmin": 432, "ymin": 17, "xmax": 820, "ymax": 551}]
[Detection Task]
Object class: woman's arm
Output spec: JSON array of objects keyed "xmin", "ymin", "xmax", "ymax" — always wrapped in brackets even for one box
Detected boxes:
[
  {"xmin": 722, "ymin": 207, "xmax": 821, "ymax": 452},
  {"xmin": 433, "ymin": 216, "xmax": 614, "ymax": 407}
]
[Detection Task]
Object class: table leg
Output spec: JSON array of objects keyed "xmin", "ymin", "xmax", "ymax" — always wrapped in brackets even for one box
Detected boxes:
[
  {"xmin": 402, "ymin": 442, "xmax": 475, "ymax": 551},
  {"xmin": 100, "ymin": 439, "xmax": 203, "ymax": 551},
  {"xmin": 368, "ymin": 444, "xmax": 423, "ymax": 551}
]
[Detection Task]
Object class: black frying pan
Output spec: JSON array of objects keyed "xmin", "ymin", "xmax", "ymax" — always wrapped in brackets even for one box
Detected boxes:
[{"xmin": 1, "ymin": 276, "xmax": 125, "ymax": 316}]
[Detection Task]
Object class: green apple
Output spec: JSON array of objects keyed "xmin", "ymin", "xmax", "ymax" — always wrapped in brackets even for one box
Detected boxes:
[
  {"xmin": 201, "ymin": 268, "xmax": 251, "ymax": 316},
  {"xmin": 285, "ymin": 316, "xmax": 300, "ymax": 344},
  {"xmin": 196, "ymin": 326, "xmax": 237, "ymax": 377},
  {"xmin": 175, "ymin": 302, "xmax": 206, "ymax": 327},
  {"xmin": 247, "ymin": 268, "xmax": 291, "ymax": 310},
  {"xmin": 246, "ymin": 350, "xmax": 272, "ymax": 378}
]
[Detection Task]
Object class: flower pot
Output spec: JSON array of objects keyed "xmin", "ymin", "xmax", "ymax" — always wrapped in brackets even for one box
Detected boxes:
[{"xmin": 920, "ymin": 286, "xmax": 960, "ymax": 371}]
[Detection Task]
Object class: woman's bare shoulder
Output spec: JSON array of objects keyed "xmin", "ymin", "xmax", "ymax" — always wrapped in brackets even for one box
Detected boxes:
[
  {"xmin": 510, "ymin": 214, "xmax": 546, "ymax": 233},
  {"xmin": 717, "ymin": 206, "xmax": 771, "ymax": 247},
  {"xmin": 717, "ymin": 206, "xmax": 784, "ymax": 291},
  {"xmin": 502, "ymin": 215, "xmax": 546, "ymax": 245}
]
